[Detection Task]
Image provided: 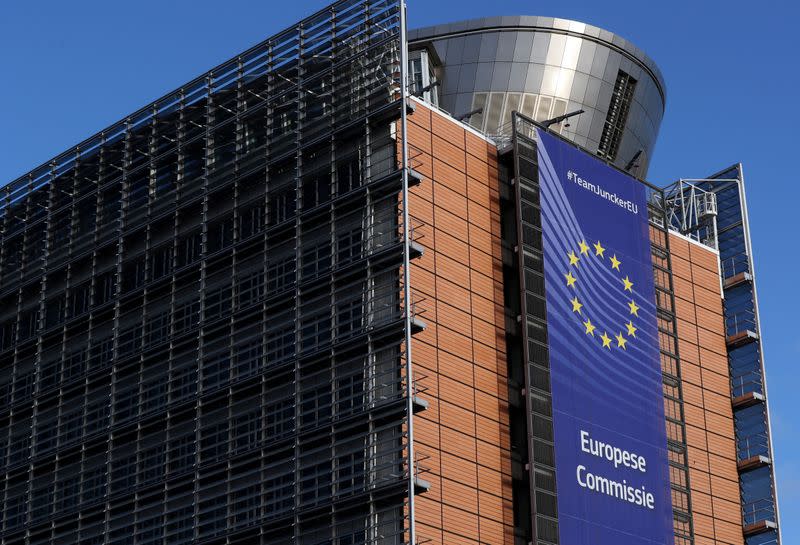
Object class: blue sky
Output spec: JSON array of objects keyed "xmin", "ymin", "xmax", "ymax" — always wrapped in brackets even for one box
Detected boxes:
[{"xmin": 1, "ymin": 0, "xmax": 797, "ymax": 538}]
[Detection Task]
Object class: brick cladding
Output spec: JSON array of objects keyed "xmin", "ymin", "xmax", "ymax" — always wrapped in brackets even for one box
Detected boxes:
[
  {"xmin": 402, "ymin": 101, "xmax": 744, "ymax": 545},
  {"xmin": 406, "ymin": 101, "xmax": 515, "ymax": 544},
  {"xmin": 670, "ymin": 234, "xmax": 744, "ymax": 545}
]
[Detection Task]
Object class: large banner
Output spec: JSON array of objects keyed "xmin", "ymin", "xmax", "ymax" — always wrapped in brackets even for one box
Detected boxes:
[{"xmin": 536, "ymin": 129, "xmax": 674, "ymax": 544}]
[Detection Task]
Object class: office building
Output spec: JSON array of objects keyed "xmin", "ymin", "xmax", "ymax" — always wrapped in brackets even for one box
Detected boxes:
[{"xmin": 0, "ymin": 2, "xmax": 780, "ymax": 545}]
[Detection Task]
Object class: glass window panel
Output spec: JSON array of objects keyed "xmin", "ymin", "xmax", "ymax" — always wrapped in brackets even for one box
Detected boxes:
[
  {"xmin": 521, "ymin": 93, "xmax": 538, "ymax": 118},
  {"xmin": 470, "ymin": 92, "xmax": 488, "ymax": 130},
  {"xmin": 536, "ymin": 96, "xmax": 552, "ymax": 122},
  {"xmin": 504, "ymin": 92, "xmax": 523, "ymax": 127},
  {"xmin": 485, "ymin": 92, "xmax": 505, "ymax": 134}
]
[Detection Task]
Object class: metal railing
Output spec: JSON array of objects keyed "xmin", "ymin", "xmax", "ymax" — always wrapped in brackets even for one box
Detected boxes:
[
  {"xmin": 721, "ymin": 254, "xmax": 751, "ymax": 279},
  {"xmin": 731, "ymin": 371, "xmax": 764, "ymax": 399},
  {"xmin": 726, "ymin": 310, "xmax": 757, "ymax": 338},
  {"xmin": 742, "ymin": 497, "xmax": 777, "ymax": 526},
  {"xmin": 737, "ymin": 432, "xmax": 771, "ymax": 462}
]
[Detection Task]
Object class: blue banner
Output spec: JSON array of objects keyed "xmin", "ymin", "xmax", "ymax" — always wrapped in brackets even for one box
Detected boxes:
[{"xmin": 536, "ymin": 129, "xmax": 674, "ymax": 544}]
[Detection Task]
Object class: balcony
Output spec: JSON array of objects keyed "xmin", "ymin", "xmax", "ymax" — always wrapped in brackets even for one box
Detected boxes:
[
  {"xmin": 721, "ymin": 254, "xmax": 751, "ymax": 282},
  {"xmin": 732, "ymin": 390, "xmax": 765, "ymax": 410},
  {"xmin": 724, "ymin": 270, "xmax": 752, "ymax": 290},
  {"xmin": 726, "ymin": 311, "xmax": 759, "ymax": 348},
  {"xmin": 742, "ymin": 498, "xmax": 778, "ymax": 536},
  {"xmin": 731, "ymin": 370, "xmax": 765, "ymax": 401},
  {"xmin": 737, "ymin": 433, "xmax": 771, "ymax": 471}
]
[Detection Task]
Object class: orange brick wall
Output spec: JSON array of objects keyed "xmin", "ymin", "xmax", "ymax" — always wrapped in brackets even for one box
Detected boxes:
[
  {"xmin": 405, "ymin": 100, "xmax": 515, "ymax": 544},
  {"xmin": 670, "ymin": 233, "xmax": 744, "ymax": 545},
  {"xmin": 401, "ymin": 103, "xmax": 745, "ymax": 545}
]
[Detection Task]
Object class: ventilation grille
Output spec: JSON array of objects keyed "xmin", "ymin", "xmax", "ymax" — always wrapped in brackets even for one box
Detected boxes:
[{"xmin": 597, "ymin": 70, "xmax": 637, "ymax": 161}]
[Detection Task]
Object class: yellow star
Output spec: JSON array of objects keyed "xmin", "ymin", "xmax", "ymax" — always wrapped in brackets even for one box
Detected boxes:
[
  {"xmin": 622, "ymin": 275, "xmax": 634, "ymax": 292},
  {"xmin": 628, "ymin": 300, "xmax": 640, "ymax": 317},
  {"xmin": 610, "ymin": 254, "xmax": 621, "ymax": 271},
  {"xmin": 600, "ymin": 331, "xmax": 612, "ymax": 349},
  {"xmin": 565, "ymin": 271, "xmax": 577, "ymax": 288},
  {"xmin": 568, "ymin": 251, "xmax": 580, "ymax": 267},
  {"xmin": 583, "ymin": 318, "xmax": 596, "ymax": 336},
  {"xmin": 616, "ymin": 332, "xmax": 628, "ymax": 350},
  {"xmin": 625, "ymin": 321, "xmax": 637, "ymax": 337},
  {"xmin": 594, "ymin": 241, "xmax": 605, "ymax": 258},
  {"xmin": 578, "ymin": 240, "xmax": 590, "ymax": 255},
  {"xmin": 571, "ymin": 296, "xmax": 583, "ymax": 314}
]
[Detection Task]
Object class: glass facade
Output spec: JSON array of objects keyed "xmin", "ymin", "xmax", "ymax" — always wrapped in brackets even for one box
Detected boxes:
[
  {"xmin": 0, "ymin": 1, "xmax": 415, "ymax": 544},
  {"xmin": 697, "ymin": 166, "xmax": 780, "ymax": 545},
  {"xmin": 665, "ymin": 167, "xmax": 781, "ymax": 545}
]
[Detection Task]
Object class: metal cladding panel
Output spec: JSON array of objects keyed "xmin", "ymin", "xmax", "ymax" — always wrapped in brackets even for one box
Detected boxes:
[
  {"xmin": 536, "ymin": 128, "xmax": 674, "ymax": 543},
  {"xmin": 409, "ymin": 18, "xmax": 666, "ymax": 175}
]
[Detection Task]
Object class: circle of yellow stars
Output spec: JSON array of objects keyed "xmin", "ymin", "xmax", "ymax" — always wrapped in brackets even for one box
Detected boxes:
[{"xmin": 563, "ymin": 240, "xmax": 639, "ymax": 350}]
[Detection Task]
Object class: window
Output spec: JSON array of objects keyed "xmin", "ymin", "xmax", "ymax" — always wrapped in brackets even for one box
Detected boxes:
[
  {"xmin": 266, "ymin": 322, "xmax": 295, "ymax": 365},
  {"xmin": 177, "ymin": 230, "xmax": 202, "ymax": 267},
  {"xmin": 336, "ymin": 154, "xmax": 361, "ymax": 194},
  {"xmin": 0, "ymin": 320, "xmax": 14, "ymax": 351},
  {"xmin": 300, "ymin": 380, "xmax": 332, "ymax": 428},
  {"xmin": 336, "ymin": 290, "xmax": 364, "ymax": 339},
  {"xmin": 408, "ymin": 50, "xmax": 439, "ymax": 106},
  {"xmin": 302, "ymin": 172, "xmax": 332, "ymax": 209},
  {"xmin": 265, "ymin": 393, "xmax": 294, "ymax": 440},
  {"xmin": 200, "ymin": 420, "xmax": 228, "ymax": 462},
  {"xmin": 598, "ymin": 70, "xmax": 638, "ymax": 161},
  {"xmin": 234, "ymin": 339, "xmax": 262, "ymax": 378},
  {"xmin": 127, "ymin": 173, "xmax": 150, "ymax": 212},
  {"xmin": 174, "ymin": 299, "xmax": 200, "ymax": 333},
  {"xmin": 117, "ymin": 324, "xmax": 143, "ymax": 357},
  {"xmin": 336, "ymin": 224, "xmax": 363, "ymax": 265},
  {"xmin": 122, "ymin": 257, "xmax": 146, "ymax": 292},
  {"xmin": 147, "ymin": 312, "xmax": 169, "ymax": 346},
  {"xmin": 266, "ymin": 252, "xmax": 295, "ymax": 294},
  {"xmin": 75, "ymin": 200, "xmax": 96, "ymax": 238},
  {"xmin": 237, "ymin": 270, "xmax": 265, "ymax": 308},
  {"xmin": 151, "ymin": 244, "xmax": 173, "ymax": 280},
  {"xmin": 301, "ymin": 309, "xmax": 331, "ymax": 352},
  {"xmin": 155, "ymin": 157, "xmax": 177, "ymax": 196},
  {"xmin": 168, "ymin": 434, "xmax": 196, "ymax": 473},
  {"xmin": 268, "ymin": 186, "xmax": 296, "ymax": 226},
  {"xmin": 336, "ymin": 447, "xmax": 365, "ymax": 496},
  {"xmin": 56, "ymin": 475, "xmax": 81, "ymax": 511},
  {"xmin": 264, "ymin": 471, "xmax": 294, "ymax": 519},
  {"xmin": 95, "ymin": 269, "xmax": 116, "ymax": 305},
  {"xmin": 232, "ymin": 410, "xmax": 260, "ymax": 452},
  {"xmin": 111, "ymin": 454, "xmax": 138, "ymax": 493},
  {"xmin": 300, "ymin": 460, "xmax": 332, "ymax": 506},
  {"xmin": 208, "ymin": 214, "xmax": 235, "ymax": 252},
  {"xmin": 335, "ymin": 361, "xmax": 365, "ymax": 416},
  {"xmin": 232, "ymin": 484, "xmax": 261, "ymax": 525},
  {"xmin": 139, "ymin": 445, "xmax": 166, "ymax": 485},
  {"xmin": 202, "ymin": 351, "xmax": 231, "ymax": 391},
  {"xmin": 82, "ymin": 466, "xmax": 107, "ymax": 503},
  {"xmin": 17, "ymin": 307, "xmax": 39, "ymax": 340},
  {"xmin": 205, "ymin": 286, "xmax": 233, "ymax": 321}
]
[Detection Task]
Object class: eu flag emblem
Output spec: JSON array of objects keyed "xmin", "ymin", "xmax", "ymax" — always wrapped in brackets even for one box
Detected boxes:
[{"xmin": 563, "ymin": 240, "xmax": 639, "ymax": 351}]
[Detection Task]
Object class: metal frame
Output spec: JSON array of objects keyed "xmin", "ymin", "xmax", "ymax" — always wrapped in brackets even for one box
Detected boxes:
[
  {"xmin": 0, "ymin": 2, "xmax": 418, "ymax": 544},
  {"xmin": 398, "ymin": 2, "xmax": 418, "ymax": 543}
]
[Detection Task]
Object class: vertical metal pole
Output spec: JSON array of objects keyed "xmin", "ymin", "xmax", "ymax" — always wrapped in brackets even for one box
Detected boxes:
[
  {"xmin": 736, "ymin": 165, "xmax": 782, "ymax": 543},
  {"xmin": 398, "ymin": 1, "xmax": 416, "ymax": 543}
]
